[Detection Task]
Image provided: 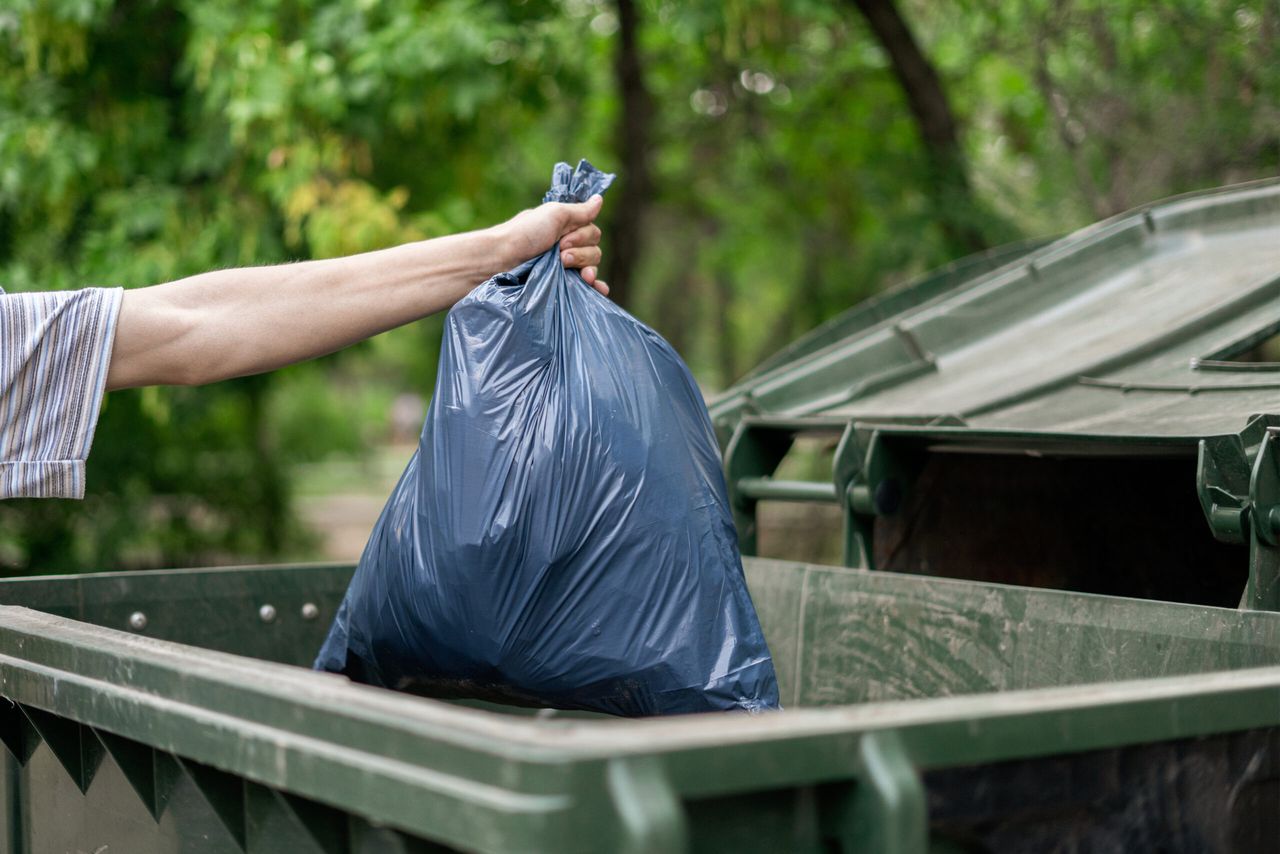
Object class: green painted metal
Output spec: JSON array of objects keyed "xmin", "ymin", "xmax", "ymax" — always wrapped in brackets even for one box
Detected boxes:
[
  {"xmin": 2, "ymin": 561, "xmax": 1280, "ymax": 852},
  {"xmin": 729, "ymin": 237, "xmax": 1057, "ymax": 393},
  {"xmin": 2, "ymin": 746, "xmax": 21, "ymax": 854},
  {"xmin": 0, "ymin": 562, "xmax": 353, "ymax": 665},
  {"xmin": 723, "ymin": 418, "xmax": 848, "ymax": 559},
  {"xmin": 712, "ymin": 181, "xmax": 1280, "ymax": 608},
  {"xmin": 843, "ymin": 731, "xmax": 926, "ymax": 854},
  {"xmin": 735, "ymin": 477, "xmax": 837, "ymax": 503}
]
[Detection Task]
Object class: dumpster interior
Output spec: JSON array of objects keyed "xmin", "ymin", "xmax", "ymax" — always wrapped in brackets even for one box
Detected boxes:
[
  {"xmin": 3, "ymin": 561, "xmax": 1277, "ymax": 713},
  {"xmin": 872, "ymin": 448, "xmax": 1246, "ymax": 607},
  {"xmin": 752, "ymin": 436, "xmax": 1247, "ymax": 608}
]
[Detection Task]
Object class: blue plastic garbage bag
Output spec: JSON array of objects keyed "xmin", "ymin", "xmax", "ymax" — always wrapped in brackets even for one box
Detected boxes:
[{"xmin": 315, "ymin": 160, "xmax": 780, "ymax": 716}]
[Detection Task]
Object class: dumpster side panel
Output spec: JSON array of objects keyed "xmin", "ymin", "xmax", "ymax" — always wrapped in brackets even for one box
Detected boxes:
[
  {"xmin": 5, "ymin": 562, "xmax": 1280, "ymax": 709},
  {"xmin": 737, "ymin": 560, "xmax": 806, "ymax": 707},
  {"xmin": 7, "ymin": 734, "xmax": 460, "ymax": 854},
  {"xmin": 0, "ymin": 565, "xmax": 353, "ymax": 666},
  {"xmin": 770, "ymin": 561, "xmax": 1280, "ymax": 705},
  {"xmin": 676, "ymin": 728, "xmax": 1280, "ymax": 854},
  {"xmin": 1, "ymin": 750, "xmax": 18, "ymax": 854},
  {"xmin": 926, "ymin": 727, "xmax": 1280, "ymax": 853},
  {"xmin": 4, "ymin": 563, "xmax": 1280, "ymax": 852},
  {"xmin": 3, "ymin": 601, "xmax": 1280, "ymax": 853},
  {"xmin": 18, "ymin": 740, "xmax": 240, "ymax": 854}
]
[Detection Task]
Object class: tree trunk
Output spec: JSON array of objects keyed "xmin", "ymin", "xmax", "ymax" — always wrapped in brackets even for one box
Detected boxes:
[
  {"xmin": 848, "ymin": 0, "xmax": 988, "ymax": 255},
  {"xmin": 712, "ymin": 267, "xmax": 738, "ymax": 388},
  {"xmin": 604, "ymin": 0, "xmax": 654, "ymax": 309}
]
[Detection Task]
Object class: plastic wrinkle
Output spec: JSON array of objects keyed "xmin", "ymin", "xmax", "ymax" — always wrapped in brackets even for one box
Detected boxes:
[{"xmin": 315, "ymin": 160, "xmax": 780, "ymax": 717}]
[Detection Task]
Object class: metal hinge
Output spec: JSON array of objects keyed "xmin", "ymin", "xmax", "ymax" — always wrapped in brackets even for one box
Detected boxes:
[{"xmin": 1196, "ymin": 415, "xmax": 1280, "ymax": 610}]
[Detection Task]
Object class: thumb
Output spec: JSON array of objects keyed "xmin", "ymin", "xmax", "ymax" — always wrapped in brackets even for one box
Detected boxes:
[{"xmin": 557, "ymin": 194, "xmax": 603, "ymax": 231}]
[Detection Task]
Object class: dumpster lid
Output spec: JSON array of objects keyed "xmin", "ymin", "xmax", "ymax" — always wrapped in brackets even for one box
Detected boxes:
[
  {"xmin": 712, "ymin": 180, "xmax": 1280, "ymax": 605},
  {"xmin": 711, "ymin": 179, "xmax": 1280, "ymax": 442}
]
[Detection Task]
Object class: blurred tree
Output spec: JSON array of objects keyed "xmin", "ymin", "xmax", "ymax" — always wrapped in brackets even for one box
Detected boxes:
[
  {"xmin": 602, "ymin": 0, "xmax": 654, "ymax": 308},
  {"xmin": 0, "ymin": 0, "xmax": 612, "ymax": 572},
  {"xmin": 1, "ymin": 0, "xmax": 1276, "ymax": 574},
  {"xmin": 847, "ymin": 0, "xmax": 990, "ymax": 254}
]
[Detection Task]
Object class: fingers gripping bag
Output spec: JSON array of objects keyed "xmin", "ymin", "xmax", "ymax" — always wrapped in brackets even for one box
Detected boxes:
[{"xmin": 314, "ymin": 160, "xmax": 780, "ymax": 716}]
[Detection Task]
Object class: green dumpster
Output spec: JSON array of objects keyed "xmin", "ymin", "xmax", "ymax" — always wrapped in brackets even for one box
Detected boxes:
[
  {"xmin": 2, "ymin": 560, "xmax": 1279, "ymax": 852},
  {"xmin": 5, "ymin": 180, "xmax": 1280, "ymax": 852},
  {"xmin": 713, "ymin": 179, "xmax": 1280, "ymax": 611}
]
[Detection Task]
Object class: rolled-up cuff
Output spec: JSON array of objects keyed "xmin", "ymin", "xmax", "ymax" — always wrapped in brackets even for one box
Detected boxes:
[{"xmin": 0, "ymin": 460, "xmax": 87, "ymax": 499}]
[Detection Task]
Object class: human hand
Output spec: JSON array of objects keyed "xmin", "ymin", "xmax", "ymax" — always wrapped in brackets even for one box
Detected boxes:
[{"xmin": 498, "ymin": 195, "xmax": 608, "ymax": 296}]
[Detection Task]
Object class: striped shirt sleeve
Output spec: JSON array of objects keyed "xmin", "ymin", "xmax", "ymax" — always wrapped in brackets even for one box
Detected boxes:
[{"xmin": 0, "ymin": 286, "xmax": 125, "ymax": 499}]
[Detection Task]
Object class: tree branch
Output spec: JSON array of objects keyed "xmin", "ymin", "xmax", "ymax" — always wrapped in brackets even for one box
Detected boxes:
[
  {"xmin": 848, "ymin": 0, "xmax": 989, "ymax": 254},
  {"xmin": 604, "ymin": 0, "xmax": 655, "ymax": 309}
]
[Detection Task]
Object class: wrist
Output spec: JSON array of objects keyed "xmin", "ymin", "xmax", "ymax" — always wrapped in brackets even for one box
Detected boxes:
[{"xmin": 486, "ymin": 221, "xmax": 523, "ymax": 273}]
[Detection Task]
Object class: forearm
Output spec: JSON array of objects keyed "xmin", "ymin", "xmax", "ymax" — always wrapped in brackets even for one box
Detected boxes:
[{"xmin": 107, "ymin": 226, "xmax": 515, "ymax": 390}]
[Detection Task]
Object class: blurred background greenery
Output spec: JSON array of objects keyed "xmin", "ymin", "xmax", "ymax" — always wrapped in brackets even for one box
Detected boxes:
[{"xmin": 1, "ymin": 0, "xmax": 1276, "ymax": 573}]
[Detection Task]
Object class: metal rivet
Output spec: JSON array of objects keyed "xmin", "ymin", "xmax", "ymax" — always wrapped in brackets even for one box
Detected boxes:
[
  {"xmin": 258, "ymin": 604, "xmax": 277, "ymax": 624},
  {"xmin": 300, "ymin": 602, "xmax": 319, "ymax": 621},
  {"xmin": 128, "ymin": 612, "xmax": 147, "ymax": 631}
]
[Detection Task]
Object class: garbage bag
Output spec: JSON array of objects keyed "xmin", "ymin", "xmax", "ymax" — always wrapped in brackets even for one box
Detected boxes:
[{"xmin": 314, "ymin": 160, "xmax": 780, "ymax": 716}]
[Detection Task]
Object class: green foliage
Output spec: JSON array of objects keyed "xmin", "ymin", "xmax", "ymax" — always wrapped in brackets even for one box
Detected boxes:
[
  {"xmin": 0, "ymin": 0, "xmax": 610, "ymax": 572},
  {"xmin": 1, "ymin": 0, "xmax": 1275, "ymax": 573}
]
